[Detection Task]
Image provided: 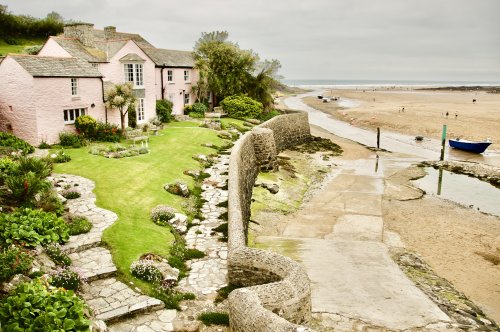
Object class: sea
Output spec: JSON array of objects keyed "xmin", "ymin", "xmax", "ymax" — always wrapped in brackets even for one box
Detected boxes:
[{"xmin": 281, "ymin": 79, "xmax": 500, "ymax": 89}]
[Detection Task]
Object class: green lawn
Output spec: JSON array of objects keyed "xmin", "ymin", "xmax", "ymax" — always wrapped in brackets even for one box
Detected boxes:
[
  {"xmin": 0, "ymin": 38, "xmax": 45, "ymax": 56},
  {"xmin": 53, "ymin": 126, "xmax": 222, "ymax": 288}
]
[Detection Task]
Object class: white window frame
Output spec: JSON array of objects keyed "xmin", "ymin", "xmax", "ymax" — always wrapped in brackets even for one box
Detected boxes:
[
  {"xmin": 124, "ymin": 63, "xmax": 144, "ymax": 88},
  {"xmin": 184, "ymin": 92, "xmax": 190, "ymax": 105},
  {"xmin": 136, "ymin": 99, "xmax": 145, "ymax": 122},
  {"xmin": 183, "ymin": 70, "xmax": 190, "ymax": 82},
  {"xmin": 63, "ymin": 108, "xmax": 86, "ymax": 124},
  {"xmin": 167, "ymin": 70, "xmax": 173, "ymax": 82},
  {"xmin": 71, "ymin": 78, "xmax": 78, "ymax": 96}
]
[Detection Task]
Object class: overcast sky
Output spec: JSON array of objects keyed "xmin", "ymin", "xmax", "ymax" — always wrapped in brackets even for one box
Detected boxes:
[{"xmin": 3, "ymin": 0, "xmax": 500, "ymax": 82}]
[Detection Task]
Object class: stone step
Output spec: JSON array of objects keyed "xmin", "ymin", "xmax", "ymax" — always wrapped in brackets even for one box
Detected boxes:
[
  {"xmin": 82, "ymin": 278, "xmax": 164, "ymax": 323},
  {"xmin": 62, "ymin": 213, "xmax": 116, "ymax": 253},
  {"xmin": 69, "ymin": 247, "xmax": 117, "ymax": 282},
  {"xmin": 108, "ymin": 309, "xmax": 177, "ymax": 332}
]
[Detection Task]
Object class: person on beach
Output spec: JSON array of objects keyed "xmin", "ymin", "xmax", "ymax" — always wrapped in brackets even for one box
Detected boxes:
[
  {"xmin": 455, "ymin": 112, "xmax": 458, "ymax": 119},
  {"xmin": 446, "ymin": 112, "xmax": 449, "ymax": 117}
]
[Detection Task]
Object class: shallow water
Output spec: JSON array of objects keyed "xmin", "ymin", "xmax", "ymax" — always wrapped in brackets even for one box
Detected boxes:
[{"xmin": 413, "ymin": 167, "xmax": 500, "ymax": 216}]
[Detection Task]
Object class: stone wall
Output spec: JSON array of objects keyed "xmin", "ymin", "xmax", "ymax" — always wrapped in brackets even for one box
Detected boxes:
[{"xmin": 227, "ymin": 113, "xmax": 313, "ymax": 332}]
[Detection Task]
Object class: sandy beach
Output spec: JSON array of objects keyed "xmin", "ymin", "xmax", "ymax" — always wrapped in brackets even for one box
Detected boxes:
[{"xmin": 303, "ymin": 88, "xmax": 500, "ymax": 151}]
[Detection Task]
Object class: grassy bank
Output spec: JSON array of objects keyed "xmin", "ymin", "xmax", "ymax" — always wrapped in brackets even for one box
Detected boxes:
[
  {"xmin": 0, "ymin": 38, "xmax": 45, "ymax": 55},
  {"xmin": 53, "ymin": 125, "xmax": 222, "ymax": 289}
]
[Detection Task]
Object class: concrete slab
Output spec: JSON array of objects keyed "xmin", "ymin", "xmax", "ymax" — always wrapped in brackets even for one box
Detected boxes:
[
  {"xmin": 328, "ymin": 173, "xmax": 385, "ymax": 194},
  {"xmin": 299, "ymin": 238, "xmax": 450, "ymax": 330},
  {"xmin": 329, "ymin": 214, "xmax": 383, "ymax": 241}
]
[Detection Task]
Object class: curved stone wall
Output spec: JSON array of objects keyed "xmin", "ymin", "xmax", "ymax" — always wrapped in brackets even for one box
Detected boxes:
[{"xmin": 227, "ymin": 112, "xmax": 314, "ymax": 332}]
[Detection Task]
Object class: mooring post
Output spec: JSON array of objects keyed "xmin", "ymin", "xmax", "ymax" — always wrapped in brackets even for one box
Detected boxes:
[
  {"xmin": 440, "ymin": 124, "xmax": 447, "ymax": 161},
  {"xmin": 377, "ymin": 127, "xmax": 380, "ymax": 150}
]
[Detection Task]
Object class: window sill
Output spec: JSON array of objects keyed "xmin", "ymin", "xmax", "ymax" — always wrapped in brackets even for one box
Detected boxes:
[
  {"xmin": 71, "ymin": 96, "xmax": 81, "ymax": 101},
  {"xmin": 133, "ymin": 86, "xmax": 145, "ymax": 89}
]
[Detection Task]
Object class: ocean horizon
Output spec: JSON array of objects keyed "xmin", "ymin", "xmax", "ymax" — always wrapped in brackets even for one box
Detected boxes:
[{"xmin": 281, "ymin": 79, "xmax": 500, "ymax": 88}]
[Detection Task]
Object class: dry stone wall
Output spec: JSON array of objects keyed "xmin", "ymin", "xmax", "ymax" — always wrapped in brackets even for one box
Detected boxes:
[{"xmin": 227, "ymin": 112, "xmax": 313, "ymax": 332}]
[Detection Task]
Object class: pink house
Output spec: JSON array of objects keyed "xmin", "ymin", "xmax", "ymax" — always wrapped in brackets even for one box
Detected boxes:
[
  {"xmin": 0, "ymin": 23, "xmax": 198, "ymax": 145},
  {"xmin": 0, "ymin": 55, "xmax": 105, "ymax": 145}
]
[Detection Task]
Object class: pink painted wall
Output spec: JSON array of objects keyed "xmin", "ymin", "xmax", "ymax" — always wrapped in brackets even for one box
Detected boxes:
[
  {"xmin": 99, "ymin": 41, "xmax": 156, "ymax": 124},
  {"xmin": 32, "ymin": 77, "xmax": 106, "ymax": 145},
  {"xmin": 0, "ymin": 57, "xmax": 38, "ymax": 145},
  {"xmin": 155, "ymin": 68, "xmax": 198, "ymax": 115},
  {"xmin": 38, "ymin": 38, "xmax": 72, "ymax": 58}
]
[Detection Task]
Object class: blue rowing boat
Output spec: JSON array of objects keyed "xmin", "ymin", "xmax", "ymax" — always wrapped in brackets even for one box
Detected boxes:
[{"xmin": 449, "ymin": 138, "xmax": 492, "ymax": 153}]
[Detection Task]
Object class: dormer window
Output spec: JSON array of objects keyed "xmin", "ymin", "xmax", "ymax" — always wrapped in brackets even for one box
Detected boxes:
[
  {"xmin": 71, "ymin": 78, "xmax": 78, "ymax": 96},
  {"xmin": 123, "ymin": 63, "xmax": 144, "ymax": 88}
]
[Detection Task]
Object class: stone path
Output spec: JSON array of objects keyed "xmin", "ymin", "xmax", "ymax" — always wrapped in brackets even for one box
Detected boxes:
[{"xmin": 178, "ymin": 155, "xmax": 229, "ymax": 298}]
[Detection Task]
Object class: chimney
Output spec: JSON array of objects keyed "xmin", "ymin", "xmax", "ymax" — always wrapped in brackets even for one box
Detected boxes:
[
  {"xmin": 64, "ymin": 23, "xmax": 95, "ymax": 47},
  {"xmin": 104, "ymin": 26, "xmax": 117, "ymax": 40}
]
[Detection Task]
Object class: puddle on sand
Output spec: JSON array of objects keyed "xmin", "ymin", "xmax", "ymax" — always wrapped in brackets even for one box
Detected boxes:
[{"xmin": 413, "ymin": 167, "xmax": 500, "ymax": 217}]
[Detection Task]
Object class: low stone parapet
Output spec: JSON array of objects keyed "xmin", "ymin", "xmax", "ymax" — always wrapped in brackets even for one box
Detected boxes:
[{"xmin": 227, "ymin": 112, "xmax": 313, "ymax": 331}]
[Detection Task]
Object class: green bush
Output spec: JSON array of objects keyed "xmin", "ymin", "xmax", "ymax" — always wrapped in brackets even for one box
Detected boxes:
[
  {"xmin": 74, "ymin": 115, "xmax": 97, "ymax": 138},
  {"xmin": 38, "ymin": 141, "xmax": 51, "ymax": 149},
  {"xmin": 0, "ymin": 157, "xmax": 16, "ymax": 184},
  {"xmin": 150, "ymin": 205, "xmax": 176, "ymax": 226},
  {"xmin": 58, "ymin": 132, "xmax": 82, "ymax": 148},
  {"xmin": 220, "ymin": 95, "xmax": 263, "ymax": 119},
  {"xmin": 0, "ymin": 132, "xmax": 34, "ymax": 154},
  {"xmin": 198, "ymin": 312, "xmax": 230, "ymax": 326},
  {"xmin": 66, "ymin": 215, "xmax": 92, "ymax": 236},
  {"xmin": 94, "ymin": 122, "xmax": 121, "ymax": 142},
  {"xmin": 156, "ymin": 99, "xmax": 174, "ymax": 123},
  {"xmin": 0, "ymin": 280, "xmax": 90, "ymax": 331},
  {"xmin": 153, "ymin": 287, "xmax": 195, "ymax": 310},
  {"xmin": 188, "ymin": 102, "xmax": 207, "ymax": 118},
  {"xmin": 259, "ymin": 109, "xmax": 281, "ymax": 121},
  {"xmin": 53, "ymin": 149, "xmax": 71, "ymax": 163},
  {"xmin": 0, "ymin": 208, "xmax": 70, "ymax": 248},
  {"xmin": 5, "ymin": 171, "xmax": 51, "ymax": 205},
  {"xmin": 35, "ymin": 190, "xmax": 65, "ymax": 216},
  {"xmin": 44, "ymin": 243, "xmax": 71, "ymax": 266},
  {"xmin": 23, "ymin": 44, "xmax": 43, "ymax": 55},
  {"xmin": 184, "ymin": 248, "xmax": 205, "ymax": 260},
  {"xmin": 49, "ymin": 268, "xmax": 82, "ymax": 291},
  {"xmin": 13, "ymin": 156, "xmax": 53, "ymax": 178},
  {"xmin": 61, "ymin": 189, "xmax": 80, "ymax": 200},
  {"xmin": 128, "ymin": 104, "xmax": 137, "ymax": 128},
  {"xmin": 0, "ymin": 246, "xmax": 33, "ymax": 282},
  {"xmin": 130, "ymin": 260, "xmax": 163, "ymax": 283}
]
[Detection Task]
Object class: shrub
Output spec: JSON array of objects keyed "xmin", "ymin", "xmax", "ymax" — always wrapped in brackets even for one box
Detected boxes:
[
  {"xmin": 38, "ymin": 141, "xmax": 51, "ymax": 149},
  {"xmin": 0, "ymin": 132, "xmax": 34, "ymax": 154},
  {"xmin": 61, "ymin": 189, "xmax": 80, "ymax": 200},
  {"xmin": 23, "ymin": 45, "xmax": 43, "ymax": 55},
  {"xmin": 0, "ymin": 280, "xmax": 90, "ymax": 331},
  {"xmin": 66, "ymin": 215, "xmax": 92, "ymax": 236},
  {"xmin": 0, "ymin": 157, "xmax": 16, "ymax": 184},
  {"xmin": 220, "ymin": 95, "xmax": 263, "ymax": 119},
  {"xmin": 95, "ymin": 122, "xmax": 121, "ymax": 142},
  {"xmin": 49, "ymin": 268, "xmax": 82, "ymax": 291},
  {"xmin": 153, "ymin": 286, "xmax": 195, "ymax": 310},
  {"xmin": 150, "ymin": 205, "xmax": 176, "ymax": 226},
  {"xmin": 130, "ymin": 260, "xmax": 163, "ymax": 283},
  {"xmin": 74, "ymin": 115, "xmax": 97, "ymax": 138},
  {"xmin": 156, "ymin": 99, "xmax": 174, "ymax": 123},
  {"xmin": 0, "ymin": 246, "xmax": 33, "ymax": 282},
  {"xmin": 259, "ymin": 109, "xmax": 281, "ymax": 121},
  {"xmin": 184, "ymin": 248, "xmax": 205, "ymax": 260},
  {"xmin": 188, "ymin": 102, "xmax": 207, "ymax": 118},
  {"xmin": 58, "ymin": 132, "xmax": 82, "ymax": 147},
  {"xmin": 128, "ymin": 104, "xmax": 137, "ymax": 128},
  {"xmin": 44, "ymin": 243, "xmax": 71, "ymax": 266},
  {"xmin": 35, "ymin": 190, "xmax": 65, "ymax": 216},
  {"xmin": 138, "ymin": 147, "xmax": 149, "ymax": 154},
  {"xmin": 0, "ymin": 208, "xmax": 70, "ymax": 247},
  {"xmin": 198, "ymin": 312, "xmax": 230, "ymax": 326},
  {"xmin": 5, "ymin": 171, "xmax": 52, "ymax": 205},
  {"xmin": 53, "ymin": 149, "xmax": 71, "ymax": 163}
]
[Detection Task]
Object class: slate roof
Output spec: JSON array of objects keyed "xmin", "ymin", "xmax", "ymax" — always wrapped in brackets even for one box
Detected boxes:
[
  {"xmin": 50, "ymin": 37, "xmax": 107, "ymax": 63},
  {"xmin": 119, "ymin": 53, "xmax": 146, "ymax": 62},
  {"xmin": 140, "ymin": 47, "xmax": 195, "ymax": 68},
  {"xmin": 10, "ymin": 55, "xmax": 102, "ymax": 78},
  {"xmin": 93, "ymin": 29, "xmax": 154, "ymax": 48}
]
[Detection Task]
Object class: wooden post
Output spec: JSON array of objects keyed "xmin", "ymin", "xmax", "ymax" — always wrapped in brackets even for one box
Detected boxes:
[
  {"xmin": 440, "ymin": 124, "xmax": 447, "ymax": 161},
  {"xmin": 377, "ymin": 127, "xmax": 380, "ymax": 150}
]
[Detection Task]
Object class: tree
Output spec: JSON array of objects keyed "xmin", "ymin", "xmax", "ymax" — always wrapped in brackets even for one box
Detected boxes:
[
  {"xmin": 46, "ymin": 11, "xmax": 63, "ymax": 23},
  {"xmin": 193, "ymin": 31, "xmax": 281, "ymax": 110},
  {"xmin": 105, "ymin": 83, "xmax": 137, "ymax": 135},
  {"xmin": 194, "ymin": 31, "xmax": 257, "ymax": 106}
]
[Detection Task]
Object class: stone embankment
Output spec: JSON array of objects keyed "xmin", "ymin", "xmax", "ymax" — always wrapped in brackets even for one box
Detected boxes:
[{"xmin": 227, "ymin": 112, "xmax": 314, "ymax": 332}]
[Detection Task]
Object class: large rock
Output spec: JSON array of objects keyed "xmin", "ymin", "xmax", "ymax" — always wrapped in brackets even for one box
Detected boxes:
[{"xmin": 164, "ymin": 182, "xmax": 190, "ymax": 197}]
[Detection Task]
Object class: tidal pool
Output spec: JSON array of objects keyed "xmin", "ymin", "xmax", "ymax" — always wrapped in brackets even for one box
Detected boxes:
[{"xmin": 413, "ymin": 167, "xmax": 500, "ymax": 217}]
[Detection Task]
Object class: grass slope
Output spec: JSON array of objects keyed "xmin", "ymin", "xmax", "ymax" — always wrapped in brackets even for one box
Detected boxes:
[
  {"xmin": 0, "ymin": 38, "xmax": 45, "ymax": 56},
  {"xmin": 54, "ymin": 126, "xmax": 221, "ymax": 289}
]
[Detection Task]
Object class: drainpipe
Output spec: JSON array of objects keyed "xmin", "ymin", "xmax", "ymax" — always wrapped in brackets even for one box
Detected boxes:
[
  {"xmin": 160, "ymin": 67, "xmax": 165, "ymax": 100},
  {"xmin": 100, "ymin": 77, "xmax": 109, "ymax": 123}
]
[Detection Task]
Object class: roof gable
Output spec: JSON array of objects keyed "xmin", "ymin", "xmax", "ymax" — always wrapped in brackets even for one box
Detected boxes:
[
  {"xmin": 9, "ymin": 55, "xmax": 102, "ymax": 78},
  {"xmin": 140, "ymin": 47, "xmax": 195, "ymax": 68}
]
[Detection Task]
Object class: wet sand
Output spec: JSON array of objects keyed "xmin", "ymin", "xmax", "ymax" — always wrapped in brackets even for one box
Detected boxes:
[{"xmin": 303, "ymin": 88, "xmax": 500, "ymax": 152}]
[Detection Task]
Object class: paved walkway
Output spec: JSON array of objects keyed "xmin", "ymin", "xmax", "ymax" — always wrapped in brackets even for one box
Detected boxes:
[{"xmin": 255, "ymin": 156, "xmax": 456, "ymax": 331}]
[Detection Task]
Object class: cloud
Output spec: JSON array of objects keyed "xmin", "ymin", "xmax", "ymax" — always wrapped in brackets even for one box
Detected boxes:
[{"xmin": 3, "ymin": 0, "xmax": 499, "ymax": 81}]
